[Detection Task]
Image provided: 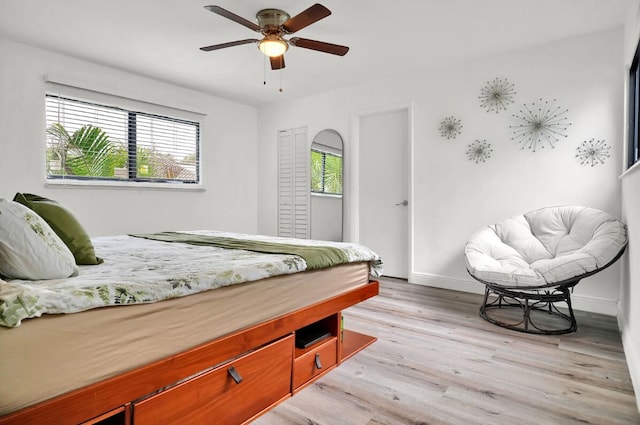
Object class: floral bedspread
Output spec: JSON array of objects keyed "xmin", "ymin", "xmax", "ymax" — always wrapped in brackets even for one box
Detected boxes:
[{"xmin": 0, "ymin": 230, "xmax": 383, "ymax": 328}]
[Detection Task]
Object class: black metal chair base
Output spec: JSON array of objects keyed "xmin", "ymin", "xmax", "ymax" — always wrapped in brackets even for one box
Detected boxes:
[{"xmin": 479, "ymin": 284, "xmax": 578, "ymax": 335}]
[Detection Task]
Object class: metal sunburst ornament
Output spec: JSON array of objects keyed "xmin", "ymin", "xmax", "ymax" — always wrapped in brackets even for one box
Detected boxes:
[
  {"xmin": 466, "ymin": 139, "xmax": 493, "ymax": 164},
  {"xmin": 576, "ymin": 139, "xmax": 611, "ymax": 167},
  {"xmin": 439, "ymin": 116, "xmax": 463, "ymax": 139},
  {"xmin": 479, "ymin": 77, "xmax": 516, "ymax": 113},
  {"xmin": 510, "ymin": 98, "xmax": 571, "ymax": 152}
]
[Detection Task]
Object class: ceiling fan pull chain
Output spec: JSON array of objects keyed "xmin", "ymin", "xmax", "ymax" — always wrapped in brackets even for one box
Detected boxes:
[
  {"xmin": 279, "ymin": 70, "xmax": 283, "ymax": 93},
  {"xmin": 263, "ymin": 55, "xmax": 267, "ymax": 86}
]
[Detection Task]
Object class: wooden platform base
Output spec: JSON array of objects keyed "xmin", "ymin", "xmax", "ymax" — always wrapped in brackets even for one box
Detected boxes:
[{"xmin": 0, "ymin": 281, "xmax": 379, "ymax": 425}]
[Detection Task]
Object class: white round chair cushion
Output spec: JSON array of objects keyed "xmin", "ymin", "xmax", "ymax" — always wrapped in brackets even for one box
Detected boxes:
[{"xmin": 464, "ymin": 206, "xmax": 627, "ymax": 288}]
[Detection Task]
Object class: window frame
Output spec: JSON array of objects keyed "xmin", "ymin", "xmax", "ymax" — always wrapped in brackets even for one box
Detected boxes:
[
  {"xmin": 310, "ymin": 148, "xmax": 343, "ymax": 197},
  {"xmin": 45, "ymin": 93, "xmax": 201, "ymax": 186},
  {"xmin": 629, "ymin": 40, "xmax": 640, "ymax": 170}
]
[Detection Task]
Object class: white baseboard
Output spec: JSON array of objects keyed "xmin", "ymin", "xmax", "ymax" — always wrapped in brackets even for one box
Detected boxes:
[
  {"xmin": 409, "ymin": 272, "xmax": 618, "ymax": 316},
  {"xmin": 409, "ymin": 272, "xmax": 485, "ymax": 295},
  {"xmin": 571, "ymin": 293, "xmax": 618, "ymax": 316},
  {"xmin": 618, "ymin": 312, "xmax": 640, "ymax": 414}
]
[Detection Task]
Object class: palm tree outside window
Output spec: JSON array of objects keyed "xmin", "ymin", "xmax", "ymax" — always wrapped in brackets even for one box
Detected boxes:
[{"xmin": 311, "ymin": 149, "xmax": 342, "ymax": 195}]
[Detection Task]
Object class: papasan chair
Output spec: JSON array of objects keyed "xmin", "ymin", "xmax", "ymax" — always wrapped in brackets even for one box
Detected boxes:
[{"xmin": 464, "ymin": 206, "xmax": 627, "ymax": 334}]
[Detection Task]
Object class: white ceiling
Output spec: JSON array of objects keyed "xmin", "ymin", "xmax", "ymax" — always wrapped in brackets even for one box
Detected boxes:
[{"xmin": 0, "ymin": 0, "xmax": 636, "ymax": 106}]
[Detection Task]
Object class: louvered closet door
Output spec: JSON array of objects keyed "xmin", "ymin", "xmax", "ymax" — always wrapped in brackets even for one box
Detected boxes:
[{"xmin": 278, "ymin": 127, "xmax": 310, "ymax": 239}]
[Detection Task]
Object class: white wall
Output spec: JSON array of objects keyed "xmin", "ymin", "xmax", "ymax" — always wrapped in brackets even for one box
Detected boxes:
[
  {"xmin": 620, "ymin": 2, "xmax": 640, "ymax": 411},
  {"xmin": 311, "ymin": 195, "xmax": 342, "ymax": 241},
  {"xmin": 258, "ymin": 28, "xmax": 625, "ymax": 316},
  {"xmin": 0, "ymin": 37, "xmax": 258, "ymax": 236}
]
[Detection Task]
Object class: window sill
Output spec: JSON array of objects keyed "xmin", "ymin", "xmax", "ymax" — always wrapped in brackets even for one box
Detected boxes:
[
  {"xmin": 45, "ymin": 179, "xmax": 205, "ymax": 192},
  {"xmin": 619, "ymin": 161, "xmax": 640, "ymax": 180},
  {"xmin": 311, "ymin": 192, "xmax": 343, "ymax": 199}
]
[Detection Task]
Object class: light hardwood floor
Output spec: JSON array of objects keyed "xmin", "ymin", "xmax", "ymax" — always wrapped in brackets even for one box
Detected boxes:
[{"xmin": 253, "ymin": 277, "xmax": 640, "ymax": 425}]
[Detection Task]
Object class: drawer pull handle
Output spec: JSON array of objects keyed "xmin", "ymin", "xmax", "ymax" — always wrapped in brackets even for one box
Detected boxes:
[
  {"xmin": 228, "ymin": 366, "xmax": 243, "ymax": 384},
  {"xmin": 314, "ymin": 353, "xmax": 323, "ymax": 370}
]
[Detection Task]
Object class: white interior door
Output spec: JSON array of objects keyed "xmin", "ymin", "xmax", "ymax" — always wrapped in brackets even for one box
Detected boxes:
[{"xmin": 358, "ymin": 108, "xmax": 409, "ymax": 279}]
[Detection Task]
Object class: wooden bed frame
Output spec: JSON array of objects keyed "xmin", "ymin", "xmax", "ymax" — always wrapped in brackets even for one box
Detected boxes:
[{"xmin": 0, "ymin": 280, "xmax": 379, "ymax": 425}]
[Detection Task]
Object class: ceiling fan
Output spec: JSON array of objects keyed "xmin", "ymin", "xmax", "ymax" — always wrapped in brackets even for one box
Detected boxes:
[{"xmin": 200, "ymin": 3, "xmax": 349, "ymax": 70}]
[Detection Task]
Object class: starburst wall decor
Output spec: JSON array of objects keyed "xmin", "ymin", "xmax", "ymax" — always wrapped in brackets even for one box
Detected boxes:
[
  {"xmin": 439, "ymin": 116, "xmax": 463, "ymax": 139},
  {"xmin": 466, "ymin": 139, "xmax": 493, "ymax": 164},
  {"xmin": 510, "ymin": 98, "xmax": 571, "ymax": 152},
  {"xmin": 576, "ymin": 139, "xmax": 610, "ymax": 167},
  {"xmin": 479, "ymin": 77, "xmax": 516, "ymax": 113}
]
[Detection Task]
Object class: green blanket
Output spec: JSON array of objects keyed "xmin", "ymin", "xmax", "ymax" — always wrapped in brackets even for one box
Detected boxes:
[{"xmin": 130, "ymin": 232, "xmax": 350, "ymax": 271}]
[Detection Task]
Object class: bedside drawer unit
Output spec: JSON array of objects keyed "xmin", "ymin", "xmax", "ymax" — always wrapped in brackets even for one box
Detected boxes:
[
  {"xmin": 292, "ymin": 337, "xmax": 337, "ymax": 391},
  {"xmin": 133, "ymin": 335, "xmax": 293, "ymax": 425}
]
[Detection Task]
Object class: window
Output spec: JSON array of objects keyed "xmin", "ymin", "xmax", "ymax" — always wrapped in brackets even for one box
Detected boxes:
[
  {"xmin": 45, "ymin": 94, "xmax": 200, "ymax": 184},
  {"xmin": 311, "ymin": 148, "xmax": 342, "ymax": 195},
  {"xmin": 629, "ymin": 40, "xmax": 640, "ymax": 169}
]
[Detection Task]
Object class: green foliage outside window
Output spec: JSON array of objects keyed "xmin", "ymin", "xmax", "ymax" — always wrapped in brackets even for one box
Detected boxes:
[
  {"xmin": 46, "ymin": 123, "xmax": 126, "ymax": 177},
  {"xmin": 46, "ymin": 123, "xmax": 196, "ymax": 181},
  {"xmin": 311, "ymin": 149, "xmax": 342, "ymax": 195}
]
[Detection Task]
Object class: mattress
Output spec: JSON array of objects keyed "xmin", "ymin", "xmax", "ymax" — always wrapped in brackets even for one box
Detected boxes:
[
  {"xmin": 0, "ymin": 261, "xmax": 370, "ymax": 415},
  {"xmin": 1, "ymin": 230, "xmax": 382, "ymax": 327}
]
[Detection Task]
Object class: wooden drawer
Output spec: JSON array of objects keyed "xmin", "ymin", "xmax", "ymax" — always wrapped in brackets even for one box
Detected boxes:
[
  {"xmin": 80, "ymin": 405, "xmax": 130, "ymax": 425},
  {"xmin": 133, "ymin": 335, "xmax": 293, "ymax": 425},
  {"xmin": 292, "ymin": 337, "xmax": 337, "ymax": 390}
]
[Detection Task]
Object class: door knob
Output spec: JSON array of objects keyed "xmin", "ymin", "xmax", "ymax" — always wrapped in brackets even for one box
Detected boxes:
[{"xmin": 394, "ymin": 200, "xmax": 408, "ymax": 207}]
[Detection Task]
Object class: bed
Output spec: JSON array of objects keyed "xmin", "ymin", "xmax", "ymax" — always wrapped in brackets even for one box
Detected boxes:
[{"xmin": 0, "ymin": 200, "xmax": 382, "ymax": 425}]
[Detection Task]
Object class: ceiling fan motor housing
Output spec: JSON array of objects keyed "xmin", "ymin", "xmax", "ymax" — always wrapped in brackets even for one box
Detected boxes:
[{"xmin": 256, "ymin": 9, "xmax": 290, "ymax": 34}]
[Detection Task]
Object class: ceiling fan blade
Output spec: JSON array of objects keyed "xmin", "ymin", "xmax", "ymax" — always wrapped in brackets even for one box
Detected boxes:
[
  {"xmin": 270, "ymin": 55, "xmax": 286, "ymax": 70},
  {"xmin": 200, "ymin": 39, "xmax": 258, "ymax": 52},
  {"xmin": 282, "ymin": 4, "xmax": 331, "ymax": 34},
  {"xmin": 204, "ymin": 5, "xmax": 261, "ymax": 32},
  {"xmin": 289, "ymin": 37, "xmax": 349, "ymax": 56}
]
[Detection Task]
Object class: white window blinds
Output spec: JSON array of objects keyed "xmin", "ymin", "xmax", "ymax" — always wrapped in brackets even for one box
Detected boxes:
[{"xmin": 45, "ymin": 91, "xmax": 200, "ymax": 184}]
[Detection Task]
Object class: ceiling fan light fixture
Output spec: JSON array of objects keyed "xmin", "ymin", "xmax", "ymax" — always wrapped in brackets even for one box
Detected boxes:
[
  {"xmin": 202, "ymin": 4, "xmax": 349, "ymax": 70},
  {"xmin": 258, "ymin": 36, "xmax": 288, "ymax": 57}
]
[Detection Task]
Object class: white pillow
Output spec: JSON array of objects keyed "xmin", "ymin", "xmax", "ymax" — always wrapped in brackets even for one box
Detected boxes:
[{"xmin": 0, "ymin": 199, "xmax": 78, "ymax": 280}]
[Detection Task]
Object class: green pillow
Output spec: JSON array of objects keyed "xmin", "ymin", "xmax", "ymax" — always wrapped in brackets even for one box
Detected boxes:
[{"xmin": 13, "ymin": 193, "xmax": 103, "ymax": 265}]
